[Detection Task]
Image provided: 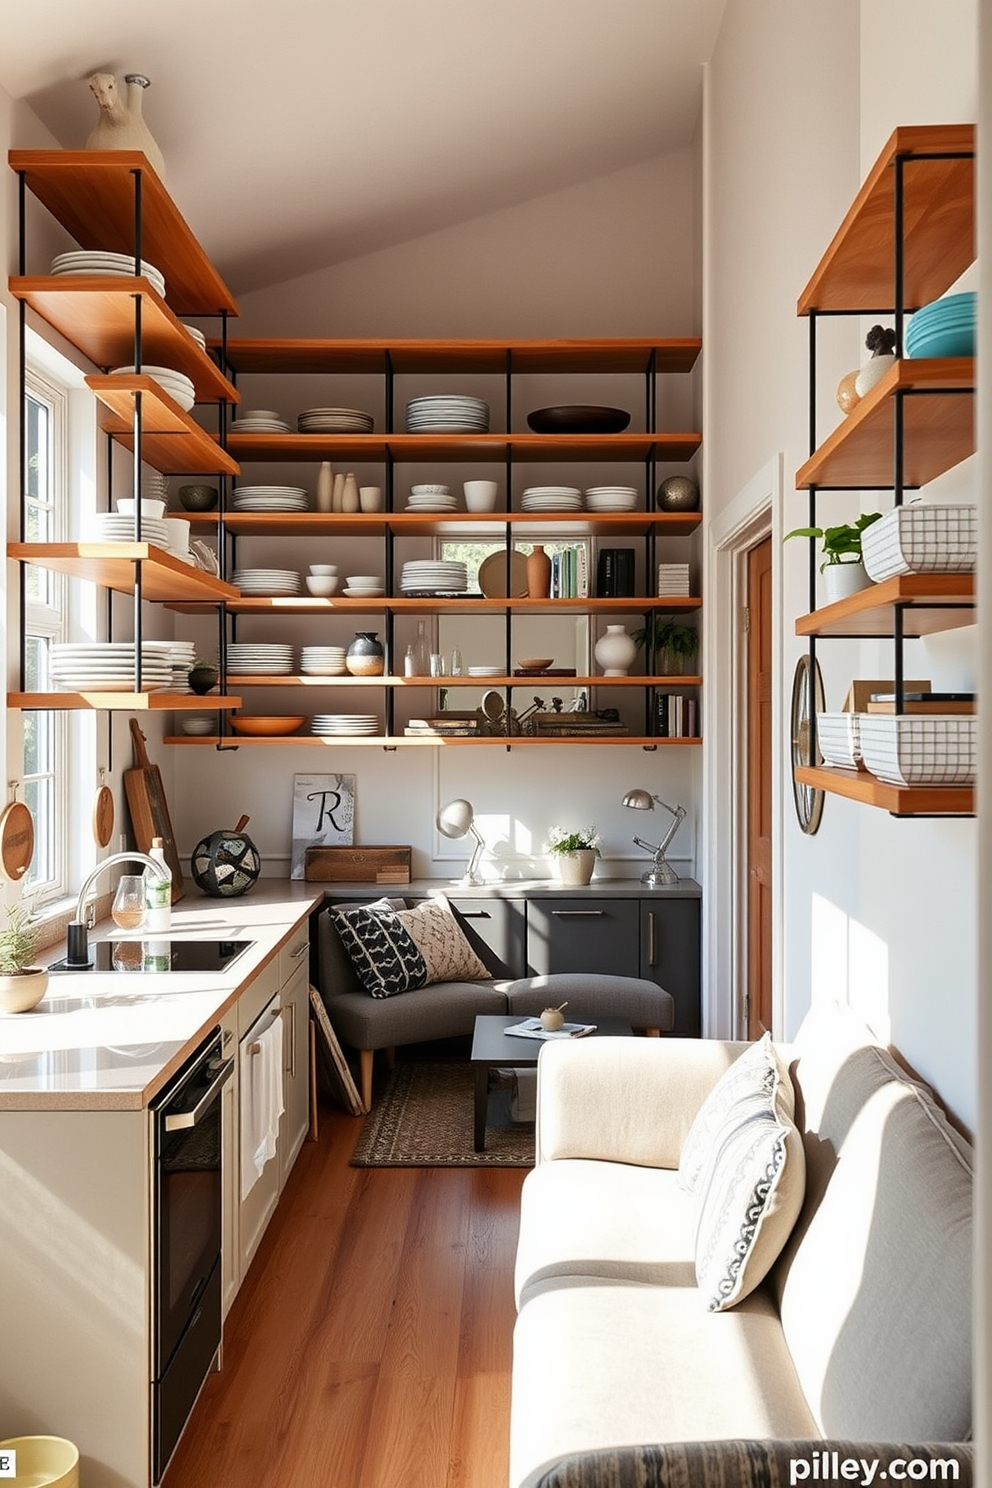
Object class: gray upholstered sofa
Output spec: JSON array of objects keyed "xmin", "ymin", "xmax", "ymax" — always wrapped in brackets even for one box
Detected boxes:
[
  {"xmin": 510, "ymin": 1001, "xmax": 973, "ymax": 1488},
  {"xmin": 316, "ymin": 895, "xmax": 674, "ymax": 1110}
]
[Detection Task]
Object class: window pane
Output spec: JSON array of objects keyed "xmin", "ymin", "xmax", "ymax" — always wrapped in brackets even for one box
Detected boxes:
[{"xmin": 23, "ymin": 775, "xmax": 54, "ymax": 889}]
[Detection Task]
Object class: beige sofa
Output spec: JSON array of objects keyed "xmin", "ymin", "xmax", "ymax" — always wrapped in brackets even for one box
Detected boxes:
[{"xmin": 510, "ymin": 1003, "xmax": 973, "ymax": 1488}]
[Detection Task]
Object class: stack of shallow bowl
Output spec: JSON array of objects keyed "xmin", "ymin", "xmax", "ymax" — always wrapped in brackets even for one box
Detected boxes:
[
  {"xmin": 406, "ymin": 484, "xmax": 456, "ymax": 512},
  {"xmin": 297, "ymin": 407, "xmax": 374, "ymax": 433},
  {"xmin": 227, "ymin": 643, "xmax": 295, "ymax": 675},
  {"xmin": 301, "ymin": 646, "xmax": 347, "ymax": 676},
  {"xmin": 311, "ymin": 713, "xmax": 379, "ymax": 736},
  {"xmin": 51, "ymin": 249, "xmax": 165, "ymax": 297},
  {"xmin": 400, "ymin": 559, "xmax": 467, "ymax": 595},
  {"xmin": 521, "ymin": 485, "xmax": 582, "ymax": 512},
  {"xmin": 230, "ymin": 409, "xmax": 291, "ymax": 433},
  {"xmin": 232, "ymin": 484, "xmax": 307, "ymax": 511},
  {"xmin": 111, "ymin": 364, "xmax": 195, "ymax": 412},
  {"xmin": 405, "ymin": 394, "xmax": 489, "ymax": 432},
  {"xmin": 233, "ymin": 568, "xmax": 301, "ymax": 596},
  {"xmin": 904, "ymin": 291, "xmax": 976, "ymax": 358},
  {"xmin": 585, "ymin": 485, "xmax": 638, "ymax": 511}
]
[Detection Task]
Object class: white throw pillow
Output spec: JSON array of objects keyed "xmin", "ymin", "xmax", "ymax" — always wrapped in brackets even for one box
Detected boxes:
[
  {"xmin": 678, "ymin": 1034, "xmax": 788, "ymax": 1193},
  {"xmin": 392, "ymin": 894, "xmax": 491, "ymax": 983}
]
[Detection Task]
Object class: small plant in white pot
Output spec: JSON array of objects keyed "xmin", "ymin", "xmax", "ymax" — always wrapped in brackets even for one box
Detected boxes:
[
  {"xmin": 545, "ymin": 825, "xmax": 601, "ymax": 886},
  {"xmin": 0, "ymin": 902, "xmax": 48, "ymax": 1013},
  {"xmin": 785, "ymin": 512, "xmax": 882, "ymax": 605}
]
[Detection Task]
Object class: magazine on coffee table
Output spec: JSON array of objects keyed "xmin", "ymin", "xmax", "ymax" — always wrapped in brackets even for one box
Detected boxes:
[{"xmin": 504, "ymin": 1017, "xmax": 597, "ymax": 1040}]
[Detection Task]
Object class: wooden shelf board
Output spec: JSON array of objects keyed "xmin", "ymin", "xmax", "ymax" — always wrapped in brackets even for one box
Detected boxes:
[
  {"xmin": 794, "ymin": 573, "xmax": 975, "ymax": 637},
  {"xmin": 219, "ymin": 596, "xmax": 703, "ymax": 616},
  {"xmin": 224, "ymin": 431, "xmax": 701, "ymax": 463},
  {"xmin": 164, "ymin": 733, "xmax": 701, "ymax": 748},
  {"xmin": 9, "ymin": 692, "xmax": 242, "ymax": 712},
  {"xmin": 226, "ymin": 673, "xmax": 703, "ymax": 687},
  {"xmin": 796, "ymin": 765, "xmax": 974, "ymax": 816},
  {"xmin": 797, "ymin": 125, "xmax": 975, "ymax": 314},
  {"xmin": 10, "ymin": 149, "xmax": 238, "ymax": 316},
  {"xmin": 210, "ymin": 337, "xmax": 702, "ymax": 377},
  {"xmin": 796, "ymin": 358, "xmax": 974, "ymax": 490},
  {"xmin": 86, "ymin": 374, "xmax": 239, "ymax": 475},
  {"xmin": 8, "ymin": 542, "xmax": 240, "ymax": 602},
  {"xmin": 10, "ymin": 278, "xmax": 238, "ymax": 403},
  {"xmin": 198, "ymin": 510, "xmax": 702, "ymax": 539}
]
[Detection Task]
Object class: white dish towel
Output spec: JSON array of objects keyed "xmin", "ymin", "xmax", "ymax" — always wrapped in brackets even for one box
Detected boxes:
[{"xmin": 240, "ymin": 1013, "xmax": 285, "ymax": 1199}]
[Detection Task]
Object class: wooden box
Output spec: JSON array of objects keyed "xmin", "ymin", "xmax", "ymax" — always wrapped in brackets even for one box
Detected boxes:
[{"xmin": 304, "ymin": 845, "xmax": 412, "ymax": 884}]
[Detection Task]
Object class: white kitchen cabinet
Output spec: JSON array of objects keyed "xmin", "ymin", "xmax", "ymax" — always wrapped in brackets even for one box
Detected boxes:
[
  {"xmin": 219, "ymin": 1006, "xmax": 240, "ymax": 1320},
  {"xmin": 237, "ymin": 991, "xmax": 283, "ymax": 1276},
  {"xmin": 278, "ymin": 934, "xmax": 311, "ymax": 1189}
]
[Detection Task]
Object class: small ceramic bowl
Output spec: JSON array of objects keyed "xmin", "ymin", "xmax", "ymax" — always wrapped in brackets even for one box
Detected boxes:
[
  {"xmin": 309, "ymin": 564, "xmax": 338, "ymax": 576},
  {"xmin": 181, "ymin": 717, "xmax": 215, "ymax": 736},
  {"xmin": 306, "ymin": 575, "xmax": 339, "ymax": 596},
  {"xmin": 117, "ymin": 497, "xmax": 166, "ymax": 519},
  {"xmin": 178, "ymin": 483, "xmax": 218, "ymax": 512},
  {"xmin": 346, "ymin": 575, "xmax": 380, "ymax": 586}
]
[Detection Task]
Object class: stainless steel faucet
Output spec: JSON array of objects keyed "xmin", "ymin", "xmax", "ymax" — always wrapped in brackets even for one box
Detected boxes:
[{"xmin": 65, "ymin": 850, "xmax": 171, "ymax": 967}]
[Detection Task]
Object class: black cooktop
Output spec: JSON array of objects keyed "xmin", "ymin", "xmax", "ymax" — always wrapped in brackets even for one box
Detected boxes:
[{"xmin": 51, "ymin": 939, "xmax": 252, "ymax": 974}]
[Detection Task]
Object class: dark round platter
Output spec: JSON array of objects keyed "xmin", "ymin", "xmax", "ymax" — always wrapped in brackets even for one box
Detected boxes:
[{"xmin": 526, "ymin": 404, "xmax": 631, "ymax": 434}]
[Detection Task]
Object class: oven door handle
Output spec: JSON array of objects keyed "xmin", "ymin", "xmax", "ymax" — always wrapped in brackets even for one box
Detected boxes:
[{"xmin": 164, "ymin": 1057, "xmax": 234, "ymax": 1131}]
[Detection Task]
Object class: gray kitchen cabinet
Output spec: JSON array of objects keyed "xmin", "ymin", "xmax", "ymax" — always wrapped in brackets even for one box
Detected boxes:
[
  {"xmin": 640, "ymin": 898, "xmax": 701, "ymax": 1036},
  {"xmin": 526, "ymin": 897, "xmax": 641, "ymax": 978},
  {"xmin": 448, "ymin": 896, "xmax": 527, "ymax": 978}
]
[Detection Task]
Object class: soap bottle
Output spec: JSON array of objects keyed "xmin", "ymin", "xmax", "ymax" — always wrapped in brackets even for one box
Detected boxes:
[{"xmin": 144, "ymin": 836, "xmax": 172, "ymax": 933}]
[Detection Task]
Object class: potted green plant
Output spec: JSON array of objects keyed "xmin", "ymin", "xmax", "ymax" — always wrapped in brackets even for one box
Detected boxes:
[
  {"xmin": 0, "ymin": 902, "xmax": 48, "ymax": 1013},
  {"xmin": 630, "ymin": 617, "xmax": 699, "ymax": 676},
  {"xmin": 785, "ymin": 512, "xmax": 882, "ymax": 604},
  {"xmin": 545, "ymin": 825, "xmax": 601, "ymax": 886}
]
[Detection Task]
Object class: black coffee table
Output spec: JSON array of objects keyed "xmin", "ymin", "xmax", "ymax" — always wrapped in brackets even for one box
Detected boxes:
[{"xmin": 470, "ymin": 1013, "xmax": 633, "ymax": 1151}]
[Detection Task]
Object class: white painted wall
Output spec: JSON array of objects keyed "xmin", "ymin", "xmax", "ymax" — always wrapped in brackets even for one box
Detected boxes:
[{"xmin": 704, "ymin": 0, "xmax": 978, "ymax": 1128}]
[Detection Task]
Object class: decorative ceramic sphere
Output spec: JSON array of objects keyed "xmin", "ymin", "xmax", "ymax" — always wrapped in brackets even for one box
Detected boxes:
[
  {"xmin": 836, "ymin": 371, "xmax": 861, "ymax": 414},
  {"xmin": 657, "ymin": 476, "xmax": 699, "ymax": 512},
  {"xmin": 191, "ymin": 823, "xmax": 261, "ymax": 897}
]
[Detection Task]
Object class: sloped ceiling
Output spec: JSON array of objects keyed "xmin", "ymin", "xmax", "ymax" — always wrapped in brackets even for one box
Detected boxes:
[{"xmin": 1, "ymin": 0, "xmax": 727, "ymax": 294}]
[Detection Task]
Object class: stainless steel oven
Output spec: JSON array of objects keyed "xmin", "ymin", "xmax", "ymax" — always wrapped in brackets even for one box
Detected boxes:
[{"xmin": 151, "ymin": 1029, "xmax": 233, "ymax": 1480}]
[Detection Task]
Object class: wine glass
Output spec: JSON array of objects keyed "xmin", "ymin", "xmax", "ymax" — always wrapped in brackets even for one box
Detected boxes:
[{"xmin": 112, "ymin": 875, "xmax": 147, "ymax": 931}]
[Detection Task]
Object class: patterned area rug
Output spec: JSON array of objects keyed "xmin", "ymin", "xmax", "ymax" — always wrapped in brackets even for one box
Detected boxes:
[{"xmin": 350, "ymin": 1061, "xmax": 535, "ymax": 1167}]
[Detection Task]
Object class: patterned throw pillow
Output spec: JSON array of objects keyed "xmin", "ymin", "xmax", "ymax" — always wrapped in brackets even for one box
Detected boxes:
[
  {"xmin": 692, "ymin": 1038, "xmax": 805, "ymax": 1311},
  {"xmin": 331, "ymin": 899, "xmax": 427, "ymax": 998},
  {"xmin": 678, "ymin": 1033, "xmax": 788, "ymax": 1193},
  {"xmin": 392, "ymin": 894, "xmax": 491, "ymax": 983}
]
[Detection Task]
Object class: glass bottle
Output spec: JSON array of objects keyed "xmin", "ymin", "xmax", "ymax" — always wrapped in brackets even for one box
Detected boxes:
[
  {"xmin": 144, "ymin": 836, "xmax": 172, "ymax": 933},
  {"xmin": 450, "ymin": 645, "xmax": 464, "ymax": 676},
  {"xmin": 413, "ymin": 620, "xmax": 429, "ymax": 676}
]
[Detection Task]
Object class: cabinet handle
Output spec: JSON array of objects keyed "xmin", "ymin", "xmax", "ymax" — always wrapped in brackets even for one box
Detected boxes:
[
  {"xmin": 282, "ymin": 1003, "xmax": 296, "ymax": 1078},
  {"xmin": 290, "ymin": 940, "xmax": 309, "ymax": 961},
  {"xmin": 551, "ymin": 910, "xmax": 605, "ymax": 917},
  {"xmin": 648, "ymin": 911, "xmax": 657, "ymax": 967},
  {"xmin": 460, "ymin": 910, "xmax": 491, "ymax": 920}
]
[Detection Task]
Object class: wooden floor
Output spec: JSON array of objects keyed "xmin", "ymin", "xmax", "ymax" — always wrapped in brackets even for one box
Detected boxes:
[{"xmin": 164, "ymin": 1098, "xmax": 527, "ymax": 1488}]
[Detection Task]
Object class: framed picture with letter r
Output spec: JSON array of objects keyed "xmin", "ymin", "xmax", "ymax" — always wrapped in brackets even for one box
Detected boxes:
[{"xmin": 291, "ymin": 773, "xmax": 356, "ymax": 878}]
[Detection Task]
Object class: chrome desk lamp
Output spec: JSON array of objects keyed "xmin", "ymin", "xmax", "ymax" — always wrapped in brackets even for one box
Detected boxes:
[
  {"xmin": 436, "ymin": 798, "xmax": 487, "ymax": 886},
  {"xmin": 622, "ymin": 788, "xmax": 686, "ymax": 886}
]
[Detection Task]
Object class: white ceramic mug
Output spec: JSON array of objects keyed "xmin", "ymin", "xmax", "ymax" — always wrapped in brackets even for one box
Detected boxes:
[
  {"xmin": 164, "ymin": 517, "xmax": 191, "ymax": 555},
  {"xmin": 359, "ymin": 486, "xmax": 383, "ymax": 512},
  {"xmin": 463, "ymin": 480, "xmax": 499, "ymax": 512}
]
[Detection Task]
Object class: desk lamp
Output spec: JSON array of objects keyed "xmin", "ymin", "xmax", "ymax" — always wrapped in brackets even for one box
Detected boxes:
[
  {"xmin": 436, "ymin": 798, "xmax": 486, "ymax": 886},
  {"xmin": 622, "ymin": 788, "xmax": 686, "ymax": 886}
]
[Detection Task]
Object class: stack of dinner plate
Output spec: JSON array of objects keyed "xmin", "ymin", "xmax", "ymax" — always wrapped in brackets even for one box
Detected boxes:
[
  {"xmin": 297, "ymin": 407, "xmax": 374, "ymax": 433},
  {"xmin": 167, "ymin": 641, "xmax": 197, "ymax": 690},
  {"xmin": 400, "ymin": 559, "xmax": 468, "ymax": 594},
  {"xmin": 232, "ymin": 568, "xmax": 301, "ymax": 596},
  {"xmin": 405, "ymin": 484, "xmax": 457, "ymax": 512},
  {"xmin": 182, "ymin": 324, "xmax": 207, "ymax": 351},
  {"xmin": 311, "ymin": 714, "xmax": 379, "ymax": 736},
  {"xmin": 232, "ymin": 485, "xmax": 308, "ymax": 512},
  {"xmin": 110, "ymin": 364, "xmax": 195, "ymax": 412},
  {"xmin": 140, "ymin": 466, "xmax": 169, "ymax": 503},
  {"xmin": 82, "ymin": 511, "xmax": 170, "ymax": 546},
  {"xmin": 50, "ymin": 250, "xmax": 166, "ymax": 299},
  {"xmin": 50, "ymin": 641, "xmax": 177, "ymax": 691},
  {"xmin": 521, "ymin": 485, "xmax": 582, "ymax": 511},
  {"xmin": 230, "ymin": 409, "xmax": 291, "ymax": 433},
  {"xmin": 585, "ymin": 485, "xmax": 639, "ymax": 511},
  {"xmin": 301, "ymin": 646, "xmax": 348, "ymax": 676},
  {"xmin": 468, "ymin": 665, "xmax": 504, "ymax": 677},
  {"xmin": 226, "ymin": 643, "xmax": 295, "ymax": 675},
  {"xmin": 405, "ymin": 394, "xmax": 489, "ymax": 432}
]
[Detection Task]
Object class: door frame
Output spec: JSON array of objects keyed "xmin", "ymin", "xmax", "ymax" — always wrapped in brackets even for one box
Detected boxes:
[{"xmin": 702, "ymin": 454, "xmax": 786, "ymax": 1039}]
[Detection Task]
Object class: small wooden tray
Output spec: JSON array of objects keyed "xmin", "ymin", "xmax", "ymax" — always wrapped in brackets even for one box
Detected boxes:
[{"xmin": 304, "ymin": 845, "xmax": 412, "ymax": 884}]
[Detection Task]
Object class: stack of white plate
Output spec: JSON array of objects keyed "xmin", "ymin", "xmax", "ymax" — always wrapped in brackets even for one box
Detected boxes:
[
  {"xmin": 585, "ymin": 485, "xmax": 638, "ymax": 511},
  {"xmin": 521, "ymin": 486, "xmax": 582, "ymax": 511},
  {"xmin": 233, "ymin": 568, "xmax": 301, "ymax": 596},
  {"xmin": 311, "ymin": 714, "xmax": 379, "ymax": 736},
  {"xmin": 657, "ymin": 563, "xmax": 691, "ymax": 596},
  {"xmin": 342, "ymin": 578, "xmax": 385, "ymax": 598},
  {"xmin": 468, "ymin": 665, "xmax": 503, "ymax": 677},
  {"xmin": 400, "ymin": 559, "xmax": 468, "ymax": 594},
  {"xmin": 297, "ymin": 408, "xmax": 374, "ymax": 433},
  {"xmin": 405, "ymin": 395, "xmax": 489, "ymax": 432},
  {"xmin": 82, "ymin": 511, "xmax": 170, "ymax": 546},
  {"xmin": 50, "ymin": 250, "xmax": 166, "ymax": 298},
  {"xmin": 406, "ymin": 485, "xmax": 457, "ymax": 512},
  {"xmin": 232, "ymin": 485, "xmax": 308, "ymax": 511},
  {"xmin": 167, "ymin": 641, "xmax": 197, "ymax": 690},
  {"xmin": 51, "ymin": 641, "xmax": 177, "ymax": 691},
  {"xmin": 111, "ymin": 364, "xmax": 195, "ymax": 412},
  {"xmin": 182, "ymin": 324, "xmax": 207, "ymax": 351},
  {"xmin": 231, "ymin": 409, "xmax": 291, "ymax": 433},
  {"xmin": 227, "ymin": 643, "xmax": 295, "ymax": 675},
  {"xmin": 141, "ymin": 467, "xmax": 169, "ymax": 503},
  {"xmin": 301, "ymin": 646, "xmax": 348, "ymax": 676}
]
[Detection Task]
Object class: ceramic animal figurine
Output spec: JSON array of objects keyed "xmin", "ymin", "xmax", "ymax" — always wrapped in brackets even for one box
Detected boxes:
[{"xmin": 86, "ymin": 72, "xmax": 166, "ymax": 178}]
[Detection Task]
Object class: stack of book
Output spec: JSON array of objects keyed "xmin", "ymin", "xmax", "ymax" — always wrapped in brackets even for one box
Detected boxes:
[
  {"xmin": 656, "ymin": 693, "xmax": 699, "ymax": 738},
  {"xmin": 597, "ymin": 548, "xmax": 636, "ymax": 597},
  {"xmin": 549, "ymin": 546, "xmax": 589, "ymax": 598},
  {"xmin": 657, "ymin": 563, "xmax": 691, "ymax": 596},
  {"xmin": 405, "ymin": 715, "xmax": 481, "ymax": 737},
  {"xmin": 532, "ymin": 710, "xmax": 629, "ymax": 738}
]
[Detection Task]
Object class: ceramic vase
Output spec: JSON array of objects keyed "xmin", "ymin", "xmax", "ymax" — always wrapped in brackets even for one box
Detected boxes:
[
  {"xmin": 594, "ymin": 624, "xmax": 637, "ymax": 676},
  {"xmin": 657, "ymin": 475, "xmax": 699, "ymax": 512},
  {"xmin": 555, "ymin": 849, "xmax": 597, "ymax": 886},
  {"xmin": 346, "ymin": 631, "xmax": 385, "ymax": 676},
  {"xmin": 526, "ymin": 544, "xmax": 552, "ymax": 598},
  {"xmin": 316, "ymin": 462, "xmax": 334, "ymax": 513},
  {"xmin": 824, "ymin": 563, "xmax": 872, "ymax": 604},
  {"xmin": 0, "ymin": 968, "xmax": 48, "ymax": 1014},
  {"xmin": 342, "ymin": 473, "xmax": 360, "ymax": 514},
  {"xmin": 331, "ymin": 472, "xmax": 346, "ymax": 512},
  {"xmin": 855, "ymin": 353, "xmax": 897, "ymax": 398}
]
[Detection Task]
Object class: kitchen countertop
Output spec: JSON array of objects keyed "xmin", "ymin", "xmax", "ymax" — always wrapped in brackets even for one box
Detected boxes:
[{"xmin": 0, "ymin": 882, "xmax": 324, "ymax": 1112}]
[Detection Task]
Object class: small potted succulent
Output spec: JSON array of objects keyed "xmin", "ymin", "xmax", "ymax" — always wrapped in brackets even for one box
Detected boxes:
[
  {"xmin": 0, "ymin": 902, "xmax": 48, "ymax": 1013},
  {"xmin": 784, "ymin": 512, "xmax": 882, "ymax": 604},
  {"xmin": 630, "ymin": 617, "xmax": 699, "ymax": 676},
  {"xmin": 545, "ymin": 825, "xmax": 601, "ymax": 886}
]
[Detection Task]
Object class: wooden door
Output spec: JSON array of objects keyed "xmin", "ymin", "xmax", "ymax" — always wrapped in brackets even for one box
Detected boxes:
[{"xmin": 746, "ymin": 537, "xmax": 773, "ymax": 1037}]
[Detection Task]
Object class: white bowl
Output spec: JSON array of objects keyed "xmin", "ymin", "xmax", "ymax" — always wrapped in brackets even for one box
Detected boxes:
[
  {"xmin": 306, "ymin": 575, "xmax": 339, "ymax": 596},
  {"xmin": 181, "ymin": 717, "xmax": 215, "ymax": 736},
  {"xmin": 463, "ymin": 480, "xmax": 499, "ymax": 512},
  {"xmin": 346, "ymin": 575, "xmax": 380, "ymax": 586},
  {"xmin": 116, "ymin": 498, "xmax": 166, "ymax": 519},
  {"xmin": 309, "ymin": 565, "xmax": 338, "ymax": 576},
  {"xmin": 240, "ymin": 409, "xmax": 279, "ymax": 421},
  {"xmin": 410, "ymin": 484, "xmax": 450, "ymax": 495}
]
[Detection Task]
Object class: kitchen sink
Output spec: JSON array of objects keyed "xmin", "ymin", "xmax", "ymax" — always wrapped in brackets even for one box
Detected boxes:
[{"xmin": 49, "ymin": 938, "xmax": 253, "ymax": 974}]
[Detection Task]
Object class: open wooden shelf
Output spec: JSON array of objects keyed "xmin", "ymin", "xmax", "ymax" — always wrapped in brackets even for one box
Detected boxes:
[
  {"xmin": 211, "ymin": 336, "xmax": 702, "ymax": 376},
  {"xmin": 9, "ymin": 543, "xmax": 239, "ymax": 603},
  {"xmin": 223, "ymin": 673, "xmax": 703, "ymax": 688},
  {"xmin": 10, "ymin": 692, "xmax": 242, "ymax": 712},
  {"xmin": 164, "ymin": 733, "xmax": 701, "ymax": 748},
  {"xmin": 797, "ymin": 124, "xmax": 975, "ymax": 315},
  {"xmin": 796, "ymin": 358, "xmax": 974, "ymax": 490},
  {"xmin": 86, "ymin": 374, "xmax": 239, "ymax": 475},
  {"xmin": 224, "ymin": 431, "xmax": 702, "ymax": 464},
  {"xmin": 796, "ymin": 765, "xmax": 973, "ymax": 817},
  {"xmin": 187, "ymin": 510, "xmax": 703, "ymax": 539},
  {"xmin": 10, "ymin": 277, "xmax": 238, "ymax": 404},
  {"xmin": 212, "ymin": 595, "xmax": 702, "ymax": 617},
  {"xmin": 9, "ymin": 149, "xmax": 238, "ymax": 316},
  {"xmin": 795, "ymin": 573, "xmax": 975, "ymax": 638}
]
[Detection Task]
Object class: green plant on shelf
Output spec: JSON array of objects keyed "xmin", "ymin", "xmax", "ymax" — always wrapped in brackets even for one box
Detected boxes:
[
  {"xmin": 545, "ymin": 825, "xmax": 602, "ymax": 857},
  {"xmin": 784, "ymin": 512, "xmax": 882, "ymax": 571},
  {"xmin": 0, "ymin": 902, "xmax": 40, "ymax": 975},
  {"xmin": 630, "ymin": 617, "xmax": 699, "ymax": 676}
]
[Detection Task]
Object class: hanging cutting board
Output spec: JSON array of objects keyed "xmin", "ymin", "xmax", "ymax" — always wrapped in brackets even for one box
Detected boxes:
[
  {"xmin": 0, "ymin": 800, "xmax": 34, "ymax": 880},
  {"xmin": 92, "ymin": 783, "xmax": 115, "ymax": 848},
  {"xmin": 123, "ymin": 718, "xmax": 185, "ymax": 902}
]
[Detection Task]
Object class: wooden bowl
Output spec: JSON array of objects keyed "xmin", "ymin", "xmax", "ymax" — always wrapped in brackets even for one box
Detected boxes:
[
  {"xmin": 228, "ymin": 716, "xmax": 306, "ymax": 737},
  {"xmin": 517, "ymin": 658, "xmax": 554, "ymax": 671}
]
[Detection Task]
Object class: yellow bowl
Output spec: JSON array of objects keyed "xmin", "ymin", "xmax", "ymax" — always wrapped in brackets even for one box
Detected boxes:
[
  {"xmin": 0, "ymin": 1436, "xmax": 79, "ymax": 1487},
  {"xmin": 228, "ymin": 715, "xmax": 306, "ymax": 737}
]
